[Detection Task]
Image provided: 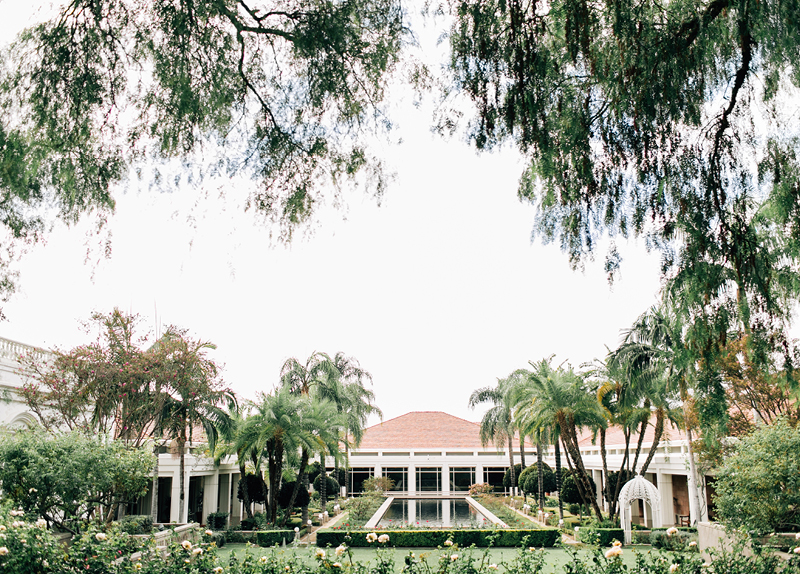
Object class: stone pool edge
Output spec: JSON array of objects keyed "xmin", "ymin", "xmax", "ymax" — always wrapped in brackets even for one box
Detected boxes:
[{"xmin": 364, "ymin": 496, "xmax": 395, "ymax": 529}]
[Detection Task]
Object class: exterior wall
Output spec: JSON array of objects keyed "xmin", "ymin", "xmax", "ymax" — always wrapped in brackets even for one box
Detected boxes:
[{"xmin": 0, "ymin": 336, "xmax": 52, "ymax": 429}]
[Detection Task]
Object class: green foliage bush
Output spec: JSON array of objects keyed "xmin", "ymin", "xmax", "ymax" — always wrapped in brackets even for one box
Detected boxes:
[
  {"xmin": 344, "ymin": 494, "xmax": 386, "ymax": 525},
  {"xmin": 650, "ymin": 529, "xmax": 694, "ymax": 550},
  {"xmin": 561, "ymin": 470, "xmax": 596, "ymax": 506},
  {"xmin": 0, "ymin": 432, "xmax": 154, "ymax": 534},
  {"xmin": 715, "ymin": 418, "xmax": 800, "ymax": 534},
  {"xmin": 237, "ymin": 474, "xmax": 267, "ymax": 506},
  {"xmin": 316, "ymin": 528, "xmax": 559, "ymax": 548},
  {"xmin": 118, "ymin": 514, "xmax": 153, "ymax": 535},
  {"xmin": 576, "ymin": 527, "xmax": 624, "ymax": 546},
  {"xmin": 502, "ymin": 464, "xmax": 523, "ymax": 488}
]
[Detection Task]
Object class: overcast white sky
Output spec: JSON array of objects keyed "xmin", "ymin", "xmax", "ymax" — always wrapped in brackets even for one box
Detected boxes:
[{"xmin": 0, "ymin": 1, "xmax": 665, "ymax": 425}]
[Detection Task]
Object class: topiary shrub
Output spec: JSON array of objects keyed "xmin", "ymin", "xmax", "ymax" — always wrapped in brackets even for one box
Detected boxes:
[
  {"xmin": 256, "ymin": 530, "xmax": 296, "ymax": 547},
  {"xmin": 277, "ymin": 481, "xmax": 310, "ymax": 509},
  {"xmin": 519, "ymin": 464, "xmax": 556, "ymax": 500},
  {"xmin": 206, "ymin": 511, "xmax": 228, "ymax": 530},
  {"xmin": 503, "ymin": 464, "xmax": 524, "ymax": 489},
  {"xmin": 313, "ymin": 474, "xmax": 340, "ymax": 497}
]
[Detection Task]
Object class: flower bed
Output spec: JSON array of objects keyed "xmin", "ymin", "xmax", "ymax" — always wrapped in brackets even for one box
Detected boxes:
[{"xmin": 316, "ymin": 528, "xmax": 559, "ymax": 548}]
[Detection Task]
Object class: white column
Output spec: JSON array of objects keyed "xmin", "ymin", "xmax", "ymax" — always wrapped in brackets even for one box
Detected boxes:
[
  {"xmin": 408, "ymin": 464, "xmax": 416, "ymax": 496},
  {"xmin": 374, "ymin": 464, "xmax": 382, "ymax": 478},
  {"xmin": 657, "ymin": 472, "xmax": 674, "ymax": 526},
  {"xmin": 442, "ymin": 464, "xmax": 450, "ymax": 496},
  {"xmin": 476, "ymin": 463, "xmax": 484, "ymax": 485},
  {"xmin": 592, "ymin": 469, "xmax": 604, "ymax": 510},
  {"xmin": 170, "ymin": 472, "xmax": 181, "ymax": 524},
  {"xmin": 203, "ymin": 472, "xmax": 219, "ymax": 525}
]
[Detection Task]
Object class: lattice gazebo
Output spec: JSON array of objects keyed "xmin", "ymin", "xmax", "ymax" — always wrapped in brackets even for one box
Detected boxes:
[{"xmin": 618, "ymin": 474, "xmax": 662, "ymax": 544}]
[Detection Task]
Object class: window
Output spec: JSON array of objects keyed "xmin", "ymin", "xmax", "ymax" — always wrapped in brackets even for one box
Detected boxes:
[
  {"xmin": 416, "ymin": 467, "xmax": 441, "ymax": 492},
  {"xmin": 450, "ymin": 467, "xmax": 475, "ymax": 492},
  {"xmin": 483, "ymin": 467, "xmax": 507, "ymax": 492},
  {"xmin": 383, "ymin": 468, "xmax": 408, "ymax": 491},
  {"xmin": 349, "ymin": 468, "xmax": 374, "ymax": 494}
]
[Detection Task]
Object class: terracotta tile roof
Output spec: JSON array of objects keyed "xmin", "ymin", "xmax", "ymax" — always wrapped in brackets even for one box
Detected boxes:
[
  {"xmin": 576, "ymin": 415, "xmax": 688, "ymax": 447},
  {"xmin": 356, "ymin": 411, "xmax": 532, "ymax": 450}
]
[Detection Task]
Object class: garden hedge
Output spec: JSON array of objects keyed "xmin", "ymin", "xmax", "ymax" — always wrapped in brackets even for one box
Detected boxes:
[
  {"xmin": 316, "ymin": 528, "xmax": 559, "ymax": 548},
  {"xmin": 576, "ymin": 527, "xmax": 625, "ymax": 546},
  {"xmin": 256, "ymin": 530, "xmax": 297, "ymax": 547}
]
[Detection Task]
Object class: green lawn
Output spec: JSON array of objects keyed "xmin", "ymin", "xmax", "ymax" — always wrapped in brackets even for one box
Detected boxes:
[{"xmin": 217, "ymin": 542, "xmax": 657, "ymax": 573}]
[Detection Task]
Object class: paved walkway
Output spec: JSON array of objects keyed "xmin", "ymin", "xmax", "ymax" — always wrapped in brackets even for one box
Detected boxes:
[{"xmin": 300, "ymin": 510, "xmax": 347, "ymax": 545}]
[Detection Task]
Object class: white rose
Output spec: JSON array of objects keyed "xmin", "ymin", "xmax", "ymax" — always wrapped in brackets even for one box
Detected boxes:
[
  {"xmin": 669, "ymin": 564, "xmax": 680, "ymax": 573},
  {"xmin": 667, "ymin": 527, "xmax": 679, "ymax": 536},
  {"xmin": 95, "ymin": 533, "xmax": 107, "ymax": 541},
  {"xmin": 36, "ymin": 519, "xmax": 47, "ymax": 528},
  {"xmin": 205, "ymin": 529, "xmax": 213, "ymax": 536},
  {"xmin": 259, "ymin": 556, "xmax": 268, "ymax": 564},
  {"xmin": 316, "ymin": 548, "xmax": 326, "ymax": 558},
  {"xmin": 444, "ymin": 539, "xmax": 453, "ymax": 547},
  {"xmin": 689, "ymin": 541, "xmax": 697, "ymax": 547},
  {"xmin": 366, "ymin": 532, "xmax": 378, "ymax": 543},
  {"xmin": 192, "ymin": 547, "xmax": 203, "ymax": 555},
  {"xmin": 450, "ymin": 554, "xmax": 459, "ymax": 561},
  {"xmin": 214, "ymin": 568, "xmax": 224, "ymax": 574},
  {"xmin": 378, "ymin": 534, "xmax": 390, "ymax": 544},
  {"xmin": 0, "ymin": 547, "xmax": 8, "ymax": 556},
  {"xmin": 333, "ymin": 562, "xmax": 342, "ymax": 568},
  {"xmin": 489, "ymin": 564, "xmax": 498, "ymax": 570},
  {"xmin": 335, "ymin": 545, "xmax": 347, "ymax": 556},
  {"xmin": 181, "ymin": 540, "xmax": 192, "ymax": 550}
]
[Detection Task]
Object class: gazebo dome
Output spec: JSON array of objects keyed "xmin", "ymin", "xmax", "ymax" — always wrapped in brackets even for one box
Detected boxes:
[{"xmin": 618, "ymin": 474, "xmax": 662, "ymax": 544}]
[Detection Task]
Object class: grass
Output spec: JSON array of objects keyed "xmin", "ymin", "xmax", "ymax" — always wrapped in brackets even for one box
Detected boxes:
[{"xmin": 217, "ymin": 542, "xmax": 656, "ymax": 573}]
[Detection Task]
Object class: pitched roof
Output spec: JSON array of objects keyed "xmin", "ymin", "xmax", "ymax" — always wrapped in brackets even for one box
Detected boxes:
[
  {"xmin": 576, "ymin": 414, "xmax": 688, "ymax": 447},
  {"xmin": 356, "ymin": 411, "xmax": 531, "ymax": 450}
]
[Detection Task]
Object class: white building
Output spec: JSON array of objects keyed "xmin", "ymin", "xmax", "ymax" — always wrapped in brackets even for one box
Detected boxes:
[{"xmin": 1, "ymin": 335, "xmax": 711, "ymax": 528}]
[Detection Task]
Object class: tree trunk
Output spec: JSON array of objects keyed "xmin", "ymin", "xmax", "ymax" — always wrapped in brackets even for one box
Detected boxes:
[
  {"xmin": 282, "ymin": 448, "xmax": 309, "ymax": 527},
  {"xmin": 561, "ymin": 424, "xmax": 604, "ymax": 520},
  {"xmin": 537, "ymin": 439, "xmax": 544, "ymax": 511},
  {"xmin": 268, "ymin": 442, "xmax": 284, "ymax": 525},
  {"xmin": 600, "ymin": 427, "xmax": 608, "ymax": 513},
  {"xmin": 554, "ymin": 438, "xmax": 563, "ymax": 520},
  {"xmin": 519, "ymin": 435, "xmax": 526, "ymax": 470},
  {"xmin": 507, "ymin": 435, "xmax": 516, "ymax": 492},
  {"xmin": 320, "ymin": 454, "xmax": 327, "ymax": 511},
  {"xmin": 178, "ymin": 431, "xmax": 186, "ymax": 523},
  {"xmin": 639, "ymin": 409, "xmax": 665, "ymax": 475},
  {"xmin": 151, "ymin": 440, "xmax": 160, "ymax": 523},
  {"xmin": 629, "ymin": 414, "xmax": 648, "ymax": 475}
]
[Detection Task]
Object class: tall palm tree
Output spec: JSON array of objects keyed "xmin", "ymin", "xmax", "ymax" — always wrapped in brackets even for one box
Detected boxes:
[
  {"xmin": 518, "ymin": 358, "xmax": 606, "ymax": 520},
  {"xmin": 157, "ymin": 332, "xmax": 236, "ymax": 523},
  {"xmin": 614, "ymin": 303, "xmax": 707, "ymax": 523},
  {"xmin": 469, "ymin": 377, "xmax": 519, "ymax": 492},
  {"xmin": 331, "ymin": 352, "xmax": 382, "ymax": 500},
  {"xmin": 235, "ymin": 386, "xmax": 309, "ymax": 524}
]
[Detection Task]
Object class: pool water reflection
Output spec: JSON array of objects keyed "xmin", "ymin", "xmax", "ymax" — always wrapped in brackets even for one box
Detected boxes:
[{"xmin": 376, "ymin": 498, "xmax": 487, "ymax": 528}]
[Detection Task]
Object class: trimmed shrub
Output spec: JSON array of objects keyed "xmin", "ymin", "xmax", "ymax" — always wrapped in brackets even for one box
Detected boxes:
[
  {"xmin": 313, "ymin": 474, "xmax": 340, "ymax": 497},
  {"xmin": 519, "ymin": 464, "xmax": 556, "ymax": 498},
  {"xmin": 256, "ymin": 530, "xmax": 296, "ymax": 547},
  {"xmin": 576, "ymin": 527, "xmax": 624, "ymax": 546},
  {"xmin": 316, "ymin": 528, "xmax": 559, "ymax": 548},
  {"xmin": 503, "ymin": 464, "xmax": 524, "ymax": 488},
  {"xmin": 119, "ymin": 514, "xmax": 153, "ymax": 535},
  {"xmin": 206, "ymin": 511, "xmax": 228, "ymax": 530}
]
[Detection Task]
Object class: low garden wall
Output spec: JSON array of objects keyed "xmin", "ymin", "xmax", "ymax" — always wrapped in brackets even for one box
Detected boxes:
[{"xmin": 316, "ymin": 528, "xmax": 559, "ymax": 548}]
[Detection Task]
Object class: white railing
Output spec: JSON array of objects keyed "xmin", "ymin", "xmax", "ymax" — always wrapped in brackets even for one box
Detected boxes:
[{"xmin": 0, "ymin": 336, "xmax": 50, "ymax": 364}]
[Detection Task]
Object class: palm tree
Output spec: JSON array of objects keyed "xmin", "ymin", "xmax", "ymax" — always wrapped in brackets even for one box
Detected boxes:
[
  {"xmin": 330, "ymin": 352, "xmax": 382, "ymax": 501},
  {"xmin": 517, "ymin": 358, "xmax": 606, "ymax": 520},
  {"xmin": 235, "ymin": 386, "xmax": 307, "ymax": 524},
  {"xmin": 157, "ymin": 331, "xmax": 236, "ymax": 523},
  {"xmin": 614, "ymin": 303, "xmax": 707, "ymax": 523},
  {"xmin": 469, "ymin": 377, "xmax": 519, "ymax": 493}
]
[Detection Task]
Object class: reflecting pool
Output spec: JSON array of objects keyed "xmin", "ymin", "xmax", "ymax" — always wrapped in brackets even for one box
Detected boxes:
[{"xmin": 376, "ymin": 498, "xmax": 488, "ymax": 528}]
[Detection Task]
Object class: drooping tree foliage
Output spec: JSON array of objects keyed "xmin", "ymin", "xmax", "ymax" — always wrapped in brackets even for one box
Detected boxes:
[
  {"xmin": 0, "ymin": 0, "xmax": 408, "ymax": 298},
  {"xmin": 446, "ymin": 0, "xmax": 800, "ymax": 414}
]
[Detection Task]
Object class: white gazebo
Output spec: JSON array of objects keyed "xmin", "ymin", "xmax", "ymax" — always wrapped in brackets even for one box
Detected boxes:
[{"xmin": 618, "ymin": 474, "xmax": 662, "ymax": 544}]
